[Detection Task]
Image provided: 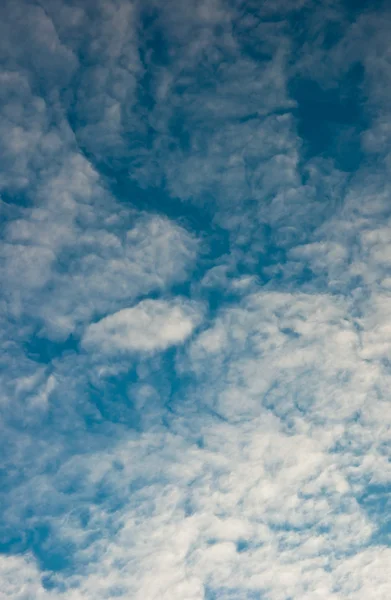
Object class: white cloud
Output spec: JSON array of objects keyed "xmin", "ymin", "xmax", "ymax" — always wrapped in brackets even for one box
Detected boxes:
[
  {"xmin": 2, "ymin": 202, "xmax": 198, "ymax": 339},
  {"xmin": 0, "ymin": 37, "xmax": 198, "ymax": 339},
  {"xmin": 0, "ymin": 554, "xmax": 51, "ymax": 600},
  {"xmin": 2, "ymin": 1, "xmax": 391, "ymax": 599},
  {"xmin": 2, "ymin": 278, "xmax": 390, "ymax": 599},
  {"xmin": 0, "ymin": 407, "xmax": 381, "ymax": 599},
  {"xmin": 82, "ymin": 298, "xmax": 202, "ymax": 354}
]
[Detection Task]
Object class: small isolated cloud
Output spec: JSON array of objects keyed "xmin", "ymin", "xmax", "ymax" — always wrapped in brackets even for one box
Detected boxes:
[{"xmin": 82, "ymin": 298, "xmax": 202, "ymax": 354}]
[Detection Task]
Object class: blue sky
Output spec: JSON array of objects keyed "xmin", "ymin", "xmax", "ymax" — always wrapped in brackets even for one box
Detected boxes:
[{"xmin": 1, "ymin": 0, "xmax": 391, "ymax": 598}]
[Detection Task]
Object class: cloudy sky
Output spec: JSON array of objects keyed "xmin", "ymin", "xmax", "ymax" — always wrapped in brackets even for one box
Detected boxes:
[{"xmin": 1, "ymin": 0, "xmax": 391, "ymax": 598}]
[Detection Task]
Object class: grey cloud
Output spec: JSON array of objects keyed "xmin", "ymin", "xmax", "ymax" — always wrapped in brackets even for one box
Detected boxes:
[{"xmin": 0, "ymin": 0, "xmax": 78, "ymax": 90}]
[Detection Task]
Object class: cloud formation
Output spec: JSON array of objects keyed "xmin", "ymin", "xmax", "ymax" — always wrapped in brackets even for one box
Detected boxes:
[
  {"xmin": 82, "ymin": 298, "xmax": 202, "ymax": 354},
  {"xmin": 2, "ymin": 0, "xmax": 391, "ymax": 599}
]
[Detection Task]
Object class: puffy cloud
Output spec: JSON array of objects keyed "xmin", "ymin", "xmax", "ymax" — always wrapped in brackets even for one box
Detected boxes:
[
  {"xmin": 2, "ymin": 202, "xmax": 198, "ymax": 340},
  {"xmin": 0, "ymin": 92, "xmax": 198, "ymax": 338},
  {"xmin": 82, "ymin": 298, "xmax": 202, "ymax": 354},
  {"xmin": 0, "ymin": 554, "xmax": 51, "ymax": 600},
  {"xmin": 2, "ymin": 277, "xmax": 391, "ymax": 599},
  {"xmin": 2, "ymin": 0, "xmax": 391, "ymax": 599}
]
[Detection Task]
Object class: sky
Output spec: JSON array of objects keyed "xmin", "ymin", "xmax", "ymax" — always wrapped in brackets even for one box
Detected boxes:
[{"xmin": 1, "ymin": 0, "xmax": 391, "ymax": 598}]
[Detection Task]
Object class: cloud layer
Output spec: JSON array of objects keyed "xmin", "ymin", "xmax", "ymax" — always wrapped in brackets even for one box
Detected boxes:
[{"xmin": 2, "ymin": 0, "xmax": 391, "ymax": 599}]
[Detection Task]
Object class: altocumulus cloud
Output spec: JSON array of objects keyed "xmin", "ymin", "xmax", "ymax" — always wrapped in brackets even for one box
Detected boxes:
[
  {"xmin": 1, "ymin": 0, "xmax": 391, "ymax": 599},
  {"xmin": 82, "ymin": 299, "xmax": 202, "ymax": 354}
]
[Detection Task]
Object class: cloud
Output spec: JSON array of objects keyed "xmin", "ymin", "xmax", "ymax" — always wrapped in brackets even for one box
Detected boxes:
[
  {"xmin": 0, "ymin": 554, "xmax": 50, "ymax": 600},
  {"xmin": 82, "ymin": 298, "xmax": 202, "ymax": 354},
  {"xmin": 0, "ymin": 102, "xmax": 198, "ymax": 339},
  {"xmin": 2, "ymin": 0, "xmax": 391, "ymax": 599},
  {"xmin": 2, "ymin": 199, "xmax": 198, "ymax": 340},
  {"xmin": 0, "ymin": 15, "xmax": 198, "ymax": 341},
  {"xmin": 3, "ymin": 280, "xmax": 391, "ymax": 599}
]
